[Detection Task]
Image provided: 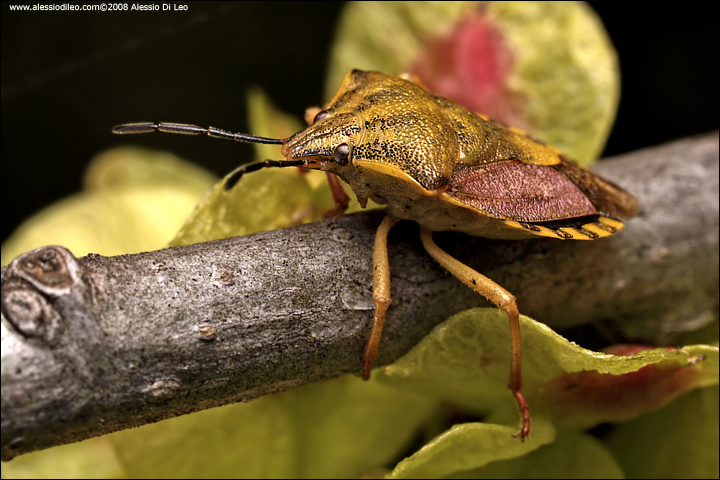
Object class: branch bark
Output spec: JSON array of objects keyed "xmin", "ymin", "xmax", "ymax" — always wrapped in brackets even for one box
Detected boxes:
[{"xmin": 1, "ymin": 132, "xmax": 718, "ymax": 461}]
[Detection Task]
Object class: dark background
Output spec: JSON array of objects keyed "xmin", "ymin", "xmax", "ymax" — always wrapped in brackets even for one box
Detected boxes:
[{"xmin": 2, "ymin": 1, "xmax": 718, "ymax": 244}]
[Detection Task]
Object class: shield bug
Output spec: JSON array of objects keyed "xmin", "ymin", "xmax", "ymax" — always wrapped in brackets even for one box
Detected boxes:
[{"xmin": 113, "ymin": 69, "xmax": 639, "ymax": 439}]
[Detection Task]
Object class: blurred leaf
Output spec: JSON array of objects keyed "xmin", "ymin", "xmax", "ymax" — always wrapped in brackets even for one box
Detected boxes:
[
  {"xmin": 168, "ymin": 87, "xmax": 388, "ymax": 247},
  {"xmin": 327, "ymin": 1, "xmax": 618, "ymax": 163},
  {"xmin": 2, "ymin": 147, "xmax": 214, "ymax": 265},
  {"xmin": 168, "ymin": 89, "xmax": 325, "ymax": 246},
  {"xmin": 275, "ymin": 376, "xmax": 437, "ymax": 478},
  {"xmin": 448, "ymin": 429, "xmax": 624, "ymax": 479},
  {"xmin": 326, "ymin": 1, "xmax": 477, "ymax": 98},
  {"xmin": 103, "ymin": 376, "xmax": 435, "ymax": 479},
  {"xmin": 537, "ymin": 344, "xmax": 718, "ymax": 429},
  {"xmin": 0, "ymin": 438, "xmax": 123, "ymax": 479},
  {"xmin": 487, "ymin": 1, "xmax": 619, "ymax": 163},
  {"xmin": 168, "ymin": 166, "xmax": 320, "ymax": 246},
  {"xmin": 388, "ymin": 417, "xmax": 555, "ymax": 479},
  {"xmin": 83, "ymin": 146, "xmax": 217, "ymax": 192},
  {"xmin": 245, "ymin": 86, "xmax": 306, "ymax": 162},
  {"xmin": 604, "ymin": 385, "xmax": 720, "ymax": 479},
  {"xmin": 109, "ymin": 395, "xmax": 296, "ymax": 479},
  {"xmin": 378, "ymin": 309, "xmax": 718, "ymax": 431}
]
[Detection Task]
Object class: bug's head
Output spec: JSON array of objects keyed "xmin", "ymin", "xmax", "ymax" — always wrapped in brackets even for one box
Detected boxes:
[
  {"xmin": 219, "ymin": 110, "xmax": 363, "ymax": 191},
  {"xmin": 280, "ymin": 110, "xmax": 363, "ymax": 174},
  {"xmin": 282, "ymin": 70, "xmax": 461, "ymax": 191}
]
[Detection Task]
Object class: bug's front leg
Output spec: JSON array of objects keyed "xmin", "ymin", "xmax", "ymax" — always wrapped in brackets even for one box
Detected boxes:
[
  {"xmin": 362, "ymin": 214, "xmax": 400, "ymax": 380},
  {"xmin": 419, "ymin": 228, "xmax": 531, "ymax": 440},
  {"xmin": 323, "ymin": 172, "xmax": 351, "ymax": 218}
]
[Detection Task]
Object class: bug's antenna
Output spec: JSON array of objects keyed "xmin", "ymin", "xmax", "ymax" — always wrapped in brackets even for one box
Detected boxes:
[
  {"xmin": 224, "ymin": 159, "xmax": 305, "ymax": 191},
  {"xmin": 112, "ymin": 122, "xmax": 286, "ymax": 145}
]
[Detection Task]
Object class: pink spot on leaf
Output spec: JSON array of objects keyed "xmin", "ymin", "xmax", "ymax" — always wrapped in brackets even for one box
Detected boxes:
[{"xmin": 410, "ymin": 14, "xmax": 524, "ymax": 127}]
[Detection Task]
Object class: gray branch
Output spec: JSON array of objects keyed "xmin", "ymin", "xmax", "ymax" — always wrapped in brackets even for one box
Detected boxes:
[{"xmin": 1, "ymin": 132, "xmax": 718, "ymax": 461}]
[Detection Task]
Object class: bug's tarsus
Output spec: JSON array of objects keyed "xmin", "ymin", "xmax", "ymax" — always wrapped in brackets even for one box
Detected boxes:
[
  {"xmin": 512, "ymin": 390, "xmax": 531, "ymax": 441},
  {"xmin": 112, "ymin": 122, "xmax": 286, "ymax": 145},
  {"xmin": 224, "ymin": 159, "xmax": 305, "ymax": 191}
]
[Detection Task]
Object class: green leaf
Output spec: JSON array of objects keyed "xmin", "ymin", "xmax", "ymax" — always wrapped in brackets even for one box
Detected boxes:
[
  {"xmin": 388, "ymin": 417, "xmax": 555, "ymax": 479},
  {"xmin": 488, "ymin": 1, "xmax": 619, "ymax": 163},
  {"xmin": 378, "ymin": 309, "xmax": 719, "ymax": 430},
  {"xmin": 103, "ymin": 376, "xmax": 436, "ymax": 478},
  {"xmin": 168, "ymin": 166, "xmax": 321, "ymax": 246},
  {"xmin": 83, "ymin": 146, "xmax": 217, "ymax": 193},
  {"xmin": 109, "ymin": 396, "xmax": 296, "ymax": 478},
  {"xmin": 169, "ymin": 88, "xmax": 388, "ymax": 247},
  {"xmin": 327, "ymin": 1, "xmax": 619, "ymax": 164},
  {"xmin": 0, "ymin": 437, "xmax": 124, "ymax": 479},
  {"xmin": 450, "ymin": 429, "xmax": 624, "ymax": 479},
  {"xmin": 2, "ymin": 147, "xmax": 215, "ymax": 265},
  {"xmin": 276, "ymin": 376, "xmax": 437, "ymax": 478},
  {"xmin": 166, "ymin": 88, "xmax": 323, "ymax": 246},
  {"xmin": 326, "ymin": 1, "xmax": 478, "ymax": 98},
  {"xmin": 605, "ymin": 385, "xmax": 720, "ymax": 479},
  {"xmin": 537, "ymin": 344, "xmax": 718, "ymax": 429}
]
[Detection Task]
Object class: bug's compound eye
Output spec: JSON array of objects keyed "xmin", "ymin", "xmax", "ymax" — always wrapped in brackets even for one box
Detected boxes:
[
  {"xmin": 333, "ymin": 143, "xmax": 351, "ymax": 166},
  {"xmin": 313, "ymin": 110, "xmax": 330, "ymax": 123}
]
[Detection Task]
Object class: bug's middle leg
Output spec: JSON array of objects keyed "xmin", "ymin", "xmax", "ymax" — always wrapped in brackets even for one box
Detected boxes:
[
  {"xmin": 419, "ymin": 227, "xmax": 531, "ymax": 440},
  {"xmin": 362, "ymin": 213, "xmax": 400, "ymax": 380}
]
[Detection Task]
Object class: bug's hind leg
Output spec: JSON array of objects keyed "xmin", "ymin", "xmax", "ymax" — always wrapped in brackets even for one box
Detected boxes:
[
  {"xmin": 362, "ymin": 214, "xmax": 400, "ymax": 380},
  {"xmin": 419, "ymin": 228, "xmax": 531, "ymax": 440}
]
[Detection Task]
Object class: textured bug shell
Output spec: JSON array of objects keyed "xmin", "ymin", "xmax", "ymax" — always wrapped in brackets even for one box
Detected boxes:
[
  {"xmin": 282, "ymin": 70, "xmax": 638, "ymax": 240},
  {"xmin": 284, "ymin": 70, "xmax": 459, "ymax": 191}
]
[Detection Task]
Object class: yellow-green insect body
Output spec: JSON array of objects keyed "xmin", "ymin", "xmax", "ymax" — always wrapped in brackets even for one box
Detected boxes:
[{"xmin": 284, "ymin": 70, "xmax": 637, "ymax": 240}]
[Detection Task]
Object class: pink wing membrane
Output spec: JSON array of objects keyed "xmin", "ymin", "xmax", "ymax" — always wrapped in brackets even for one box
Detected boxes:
[{"xmin": 448, "ymin": 160, "xmax": 596, "ymax": 222}]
